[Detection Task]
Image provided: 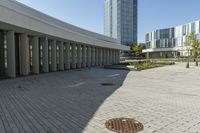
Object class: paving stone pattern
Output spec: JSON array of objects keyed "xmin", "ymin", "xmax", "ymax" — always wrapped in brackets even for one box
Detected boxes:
[{"xmin": 0, "ymin": 63, "xmax": 200, "ymax": 133}]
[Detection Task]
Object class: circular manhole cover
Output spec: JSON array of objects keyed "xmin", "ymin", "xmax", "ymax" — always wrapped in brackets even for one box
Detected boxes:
[
  {"xmin": 105, "ymin": 118, "xmax": 143, "ymax": 133},
  {"xmin": 101, "ymin": 83, "xmax": 114, "ymax": 86}
]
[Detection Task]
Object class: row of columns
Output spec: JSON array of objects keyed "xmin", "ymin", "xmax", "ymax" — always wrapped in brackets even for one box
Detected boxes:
[{"xmin": 5, "ymin": 30, "xmax": 120, "ymax": 78}]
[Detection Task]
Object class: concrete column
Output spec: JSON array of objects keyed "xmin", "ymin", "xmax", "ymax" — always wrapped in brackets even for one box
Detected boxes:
[
  {"xmin": 113, "ymin": 50, "xmax": 116, "ymax": 65},
  {"xmin": 95, "ymin": 47, "xmax": 99, "ymax": 66},
  {"xmin": 111, "ymin": 49, "xmax": 113, "ymax": 65},
  {"xmin": 115, "ymin": 50, "xmax": 118, "ymax": 64},
  {"xmin": 107, "ymin": 49, "xmax": 110, "ymax": 65},
  {"xmin": 116, "ymin": 50, "xmax": 120, "ymax": 64},
  {"xmin": 110, "ymin": 49, "xmax": 113, "ymax": 65},
  {"xmin": 20, "ymin": 34, "xmax": 29, "ymax": 75},
  {"xmin": 51, "ymin": 40, "xmax": 57, "ymax": 72},
  {"xmin": 58, "ymin": 42, "xmax": 64, "ymax": 71},
  {"xmin": 43, "ymin": 37, "xmax": 49, "ymax": 72},
  {"xmin": 114, "ymin": 50, "xmax": 117, "ymax": 64},
  {"xmin": 32, "ymin": 36, "xmax": 39, "ymax": 74},
  {"xmin": 0, "ymin": 31, "xmax": 5, "ymax": 76},
  {"xmin": 71, "ymin": 43, "xmax": 76, "ymax": 69},
  {"xmin": 101, "ymin": 48, "xmax": 103, "ymax": 66},
  {"xmin": 99, "ymin": 48, "xmax": 103, "ymax": 66},
  {"xmin": 105, "ymin": 49, "xmax": 107, "ymax": 65},
  {"xmin": 87, "ymin": 46, "xmax": 91, "ymax": 67},
  {"xmin": 103, "ymin": 48, "xmax": 106, "ymax": 65},
  {"xmin": 146, "ymin": 52, "xmax": 149, "ymax": 59},
  {"xmin": 77, "ymin": 44, "xmax": 82, "ymax": 69},
  {"xmin": 7, "ymin": 31, "xmax": 16, "ymax": 78},
  {"xmin": 112, "ymin": 49, "xmax": 115, "ymax": 65},
  {"xmin": 82, "ymin": 45, "xmax": 86, "ymax": 68},
  {"xmin": 65, "ymin": 42, "xmax": 70, "ymax": 70},
  {"xmin": 114, "ymin": 49, "xmax": 117, "ymax": 64},
  {"xmin": 89, "ymin": 46, "xmax": 92, "ymax": 67},
  {"xmin": 113, "ymin": 50, "xmax": 115, "ymax": 64},
  {"xmin": 91, "ymin": 46, "xmax": 95, "ymax": 66}
]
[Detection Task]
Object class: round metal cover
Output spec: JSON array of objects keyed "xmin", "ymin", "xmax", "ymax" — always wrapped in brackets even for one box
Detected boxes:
[{"xmin": 105, "ymin": 118, "xmax": 143, "ymax": 133}]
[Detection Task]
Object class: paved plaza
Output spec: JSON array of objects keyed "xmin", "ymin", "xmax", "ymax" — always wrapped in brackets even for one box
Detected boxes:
[{"xmin": 0, "ymin": 63, "xmax": 200, "ymax": 133}]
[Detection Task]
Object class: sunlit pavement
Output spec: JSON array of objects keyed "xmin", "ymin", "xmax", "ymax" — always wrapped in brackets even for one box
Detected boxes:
[
  {"xmin": 0, "ymin": 63, "xmax": 200, "ymax": 133},
  {"xmin": 84, "ymin": 62, "xmax": 200, "ymax": 133}
]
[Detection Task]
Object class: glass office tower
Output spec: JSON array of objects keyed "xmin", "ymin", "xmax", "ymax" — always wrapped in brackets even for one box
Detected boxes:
[{"xmin": 104, "ymin": 0, "xmax": 138, "ymax": 45}]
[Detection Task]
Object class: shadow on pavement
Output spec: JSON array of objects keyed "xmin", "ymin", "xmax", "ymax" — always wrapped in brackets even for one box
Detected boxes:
[{"xmin": 0, "ymin": 68, "xmax": 129, "ymax": 133}]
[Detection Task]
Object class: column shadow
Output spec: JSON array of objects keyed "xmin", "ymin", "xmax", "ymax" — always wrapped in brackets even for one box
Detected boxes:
[{"xmin": 0, "ymin": 67, "xmax": 130, "ymax": 133}]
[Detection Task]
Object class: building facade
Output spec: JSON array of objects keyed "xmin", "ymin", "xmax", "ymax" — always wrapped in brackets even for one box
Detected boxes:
[
  {"xmin": 143, "ymin": 20, "xmax": 200, "ymax": 58},
  {"xmin": 0, "ymin": 0, "xmax": 129, "ymax": 79},
  {"xmin": 104, "ymin": 0, "xmax": 138, "ymax": 45}
]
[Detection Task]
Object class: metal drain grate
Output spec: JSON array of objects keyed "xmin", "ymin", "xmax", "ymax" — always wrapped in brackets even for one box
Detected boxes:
[
  {"xmin": 101, "ymin": 83, "xmax": 114, "ymax": 86},
  {"xmin": 105, "ymin": 118, "xmax": 143, "ymax": 133}
]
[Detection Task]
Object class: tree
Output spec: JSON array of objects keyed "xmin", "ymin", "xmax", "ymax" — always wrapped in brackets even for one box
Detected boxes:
[
  {"xmin": 191, "ymin": 38, "xmax": 200, "ymax": 66},
  {"xmin": 184, "ymin": 32, "xmax": 194, "ymax": 68},
  {"xmin": 131, "ymin": 45, "xmax": 144, "ymax": 57},
  {"xmin": 185, "ymin": 32, "xmax": 200, "ymax": 67}
]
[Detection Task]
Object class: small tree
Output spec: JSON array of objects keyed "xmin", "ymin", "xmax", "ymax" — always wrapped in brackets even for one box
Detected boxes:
[
  {"xmin": 191, "ymin": 38, "xmax": 200, "ymax": 66},
  {"xmin": 131, "ymin": 45, "xmax": 143, "ymax": 57},
  {"xmin": 184, "ymin": 32, "xmax": 195, "ymax": 68}
]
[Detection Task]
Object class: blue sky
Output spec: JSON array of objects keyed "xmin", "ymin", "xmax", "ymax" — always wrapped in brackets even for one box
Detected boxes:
[{"xmin": 16, "ymin": 0, "xmax": 200, "ymax": 43}]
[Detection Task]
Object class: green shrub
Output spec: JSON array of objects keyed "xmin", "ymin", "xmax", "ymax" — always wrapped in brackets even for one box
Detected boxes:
[{"xmin": 134, "ymin": 61, "xmax": 175, "ymax": 71}]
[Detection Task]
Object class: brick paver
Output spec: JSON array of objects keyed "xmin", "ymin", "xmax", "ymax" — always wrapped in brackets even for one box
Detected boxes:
[{"xmin": 0, "ymin": 63, "xmax": 200, "ymax": 133}]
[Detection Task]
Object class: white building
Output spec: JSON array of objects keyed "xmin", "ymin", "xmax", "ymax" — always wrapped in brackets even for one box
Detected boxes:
[
  {"xmin": 143, "ymin": 20, "xmax": 200, "ymax": 58},
  {"xmin": 0, "ymin": 0, "xmax": 129, "ymax": 78}
]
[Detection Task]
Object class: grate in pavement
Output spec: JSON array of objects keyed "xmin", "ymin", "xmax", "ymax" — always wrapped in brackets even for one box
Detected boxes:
[
  {"xmin": 105, "ymin": 118, "xmax": 143, "ymax": 133},
  {"xmin": 101, "ymin": 83, "xmax": 114, "ymax": 86}
]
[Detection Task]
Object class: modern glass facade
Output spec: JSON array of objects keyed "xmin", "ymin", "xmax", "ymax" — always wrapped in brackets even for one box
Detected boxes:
[
  {"xmin": 144, "ymin": 20, "xmax": 200, "ymax": 57},
  {"xmin": 104, "ymin": 0, "xmax": 138, "ymax": 45},
  {"xmin": 145, "ymin": 28, "xmax": 175, "ymax": 49}
]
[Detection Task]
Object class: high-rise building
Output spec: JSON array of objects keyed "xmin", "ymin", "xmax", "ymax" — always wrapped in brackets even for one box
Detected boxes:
[{"xmin": 104, "ymin": 0, "xmax": 138, "ymax": 45}]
